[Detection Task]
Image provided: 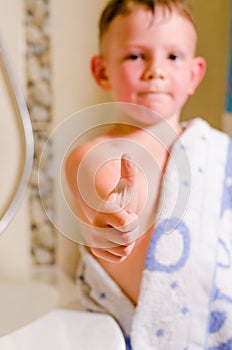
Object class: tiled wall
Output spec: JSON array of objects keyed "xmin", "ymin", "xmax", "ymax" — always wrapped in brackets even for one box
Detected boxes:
[{"xmin": 25, "ymin": 0, "xmax": 56, "ymax": 265}]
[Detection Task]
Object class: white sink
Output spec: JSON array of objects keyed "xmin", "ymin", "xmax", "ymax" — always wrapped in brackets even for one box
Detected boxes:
[
  {"xmin": 0, "ymin": 309, "xmax": 126, "ymax": 350},
  {"xmin": 0, "ymin": 280, "xmax": 59, "ymax": 336},
  {"xmin": 0, "ymin": 268, "xmax": 79, "ymax": 336}
]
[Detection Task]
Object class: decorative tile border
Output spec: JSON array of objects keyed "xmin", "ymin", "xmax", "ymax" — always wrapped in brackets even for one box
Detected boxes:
[{"xmin": 25, "ymin": 0, "xmax": 56, "ymax": 265}]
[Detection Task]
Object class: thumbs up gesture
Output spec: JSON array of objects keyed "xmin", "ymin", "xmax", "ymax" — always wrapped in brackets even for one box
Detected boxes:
[{"xmin": 90, "ymin": 154, "xmax": 139, "ymax": 262}]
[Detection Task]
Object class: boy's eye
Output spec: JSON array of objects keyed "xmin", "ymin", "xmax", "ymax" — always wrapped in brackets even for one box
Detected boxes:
[
  {"xmin": 168, "ymin": 53, "xmax": 181, "ymax": 61},
  {"xmin": 126, "ymin": 54, "xmax": 144, "ymax": 60}
]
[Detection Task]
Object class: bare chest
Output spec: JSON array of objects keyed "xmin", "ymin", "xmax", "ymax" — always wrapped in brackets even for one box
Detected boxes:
[{"xmin": 97, "ymin": 226, "xmax": 154, "ymax": 305}]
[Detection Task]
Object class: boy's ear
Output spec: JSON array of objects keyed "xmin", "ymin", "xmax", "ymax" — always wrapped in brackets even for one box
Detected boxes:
[
  {"xmin": 91, "ymin": 55, "xmax": 111, "ymax": 90},
  {"xmin": 188, "ymin": 56, "xmax": 206, "ymax": 95}
]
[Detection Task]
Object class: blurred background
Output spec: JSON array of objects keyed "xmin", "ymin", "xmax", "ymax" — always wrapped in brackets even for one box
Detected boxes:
[{"xmin": 0, "ymin": 0, "xmax": 231, "ymax": 279}]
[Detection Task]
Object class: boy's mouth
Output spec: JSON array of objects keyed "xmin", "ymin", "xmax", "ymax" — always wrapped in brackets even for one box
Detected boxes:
[{"xmin": 138, "ymin": 90, "xmax": 169, "ymax": 98}]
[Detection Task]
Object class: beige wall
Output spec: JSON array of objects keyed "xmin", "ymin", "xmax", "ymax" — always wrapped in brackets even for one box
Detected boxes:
[
  {"xmin": 0, "ymin": 0, "xmax": 31, "ymax": 275},
  {"xmin": 51, "ymin": 0, "xmax": 110, "ymax": 126},
  {"xmin": 182, "ymin": 0, "xmax": 230, "ymax": 130}
]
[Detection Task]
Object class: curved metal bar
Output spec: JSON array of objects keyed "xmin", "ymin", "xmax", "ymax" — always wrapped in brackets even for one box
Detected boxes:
[{"xmin": 0, "ymin": 35, "xmax": 34, "ymax": 233}]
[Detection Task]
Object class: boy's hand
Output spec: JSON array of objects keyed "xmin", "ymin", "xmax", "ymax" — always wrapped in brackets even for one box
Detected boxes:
[{"xmin": 90, "ymin": 154, "xmax": 139, "ymax": 263}]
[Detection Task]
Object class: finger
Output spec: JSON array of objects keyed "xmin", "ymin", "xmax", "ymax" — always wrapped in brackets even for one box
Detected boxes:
[
  {"xmin": 107, "ymin": 224, "xmax": 140, "ymax": 245},
  {"xmin": 94, "ymin": 209, "xmax": 138, "ymax": 233},
  {"xmin": 89, "ymin": 223, "xmax": 138, "ymax": 248},
  {"xmin": 105, "ymin": 242, "xmax": 135, "ymax": 257},
  {"xmin": 90, "ymin": 242, "xmax": 135, "ymax": 263},
  {"xmin": 90, "ymin": 248, "xmax": 126, "ymax": 263}
]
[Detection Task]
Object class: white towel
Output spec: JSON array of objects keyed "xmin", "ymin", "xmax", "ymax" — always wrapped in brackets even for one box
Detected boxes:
[{"xmin": 76, "ymin": 118, "xmax": 232, "ymax": 349}]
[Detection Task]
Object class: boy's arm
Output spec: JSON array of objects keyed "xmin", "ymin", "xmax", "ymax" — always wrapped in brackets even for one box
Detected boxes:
[{"xmin": 65, "ymin": 147, "xmax": 139, "ymax": 263}]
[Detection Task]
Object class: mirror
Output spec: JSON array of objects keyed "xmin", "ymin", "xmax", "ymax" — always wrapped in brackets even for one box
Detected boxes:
[{"xmin": 0, "ymin": 35, "xmax": 34, "ymax": 233}]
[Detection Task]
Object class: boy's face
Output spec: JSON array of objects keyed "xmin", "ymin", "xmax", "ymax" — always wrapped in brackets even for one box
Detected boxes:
[{"xmin": 92, "ymin": 6, "xmax": 205, "ymax": 123}]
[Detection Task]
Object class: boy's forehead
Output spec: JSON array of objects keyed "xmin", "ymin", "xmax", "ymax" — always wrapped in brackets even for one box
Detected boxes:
[{"xmin": 100, "ymin": 6, "xmax": 197, "ymax": 52}]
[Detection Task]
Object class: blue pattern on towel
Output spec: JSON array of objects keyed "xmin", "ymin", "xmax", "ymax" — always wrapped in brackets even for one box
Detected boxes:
[
  {"xmin": 221, "ymin": 140, "xmax": 232, "ymax": 217},
  {"xmin": 125, "ymin": 336, "xmax": 132, "ymax": 350},
  {"xmin": 145, "ymin": 217, "xmax": 190, "ymax": 272},
  {"xmin": 207, "ymin": 138, "xmax": 232, "ymax": 348},
  {"xmin": 207, "ymin": 338, "xmax": 232, "ymax": 350}
]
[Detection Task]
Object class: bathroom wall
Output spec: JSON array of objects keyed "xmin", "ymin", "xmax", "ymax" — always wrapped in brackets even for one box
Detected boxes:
[
  {"xmin": 182, "ymin": 0, "xmax": 230, "ymax": 130},
  {"xmin": 222, "ymin": 0, "xmax": 232, "ymax": 136},
  {"xmin": 0, "ymin": 0, "xmax": 31, "ymax": 275},
  {"xmin": 51, "ymin": 0, "xmax": 231, "ymax": 276},
  {"xmin": 50, "ymin": 0, "xmax": 109, "ymax": 124}
]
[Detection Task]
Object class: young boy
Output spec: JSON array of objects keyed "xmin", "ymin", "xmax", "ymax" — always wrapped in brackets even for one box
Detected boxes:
[{"xmin": 65, "ymin": 0, "xmax": 232, "ymax": 348}]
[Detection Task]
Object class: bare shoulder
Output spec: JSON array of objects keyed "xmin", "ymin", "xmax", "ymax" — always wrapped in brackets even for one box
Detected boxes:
[{"xmin": 65, "ymin": 138, "xmax": 99, "ymax": 193}]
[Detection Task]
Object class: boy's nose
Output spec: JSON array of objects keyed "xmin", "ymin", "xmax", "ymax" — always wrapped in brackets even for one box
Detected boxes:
[{"xmin": 143, "ymin": 64, "xmax": 167, "ymax": 81}]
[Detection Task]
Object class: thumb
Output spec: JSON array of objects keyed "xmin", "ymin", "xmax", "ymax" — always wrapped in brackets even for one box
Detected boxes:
[
  {"xmin": 115, "ymin": 153, "xmax": 138, "ymax": 211},
  {"xmin": 120, "ymin": 153, "xmax": 137, "ymax": 187}
]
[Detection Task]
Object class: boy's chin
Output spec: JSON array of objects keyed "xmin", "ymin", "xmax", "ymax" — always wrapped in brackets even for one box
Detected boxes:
[{"xmin": 116, "ymin": 102, "xmax": 167, "ymax": 127}]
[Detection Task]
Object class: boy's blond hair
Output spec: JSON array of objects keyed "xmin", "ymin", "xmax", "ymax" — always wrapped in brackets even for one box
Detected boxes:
[{"xmin": 99, "ymin": 0, "xmax": 196, "ymax": 40}]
